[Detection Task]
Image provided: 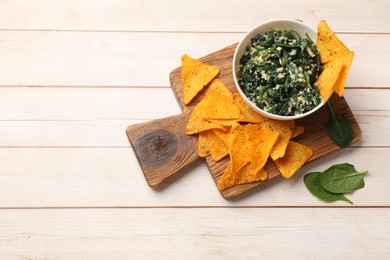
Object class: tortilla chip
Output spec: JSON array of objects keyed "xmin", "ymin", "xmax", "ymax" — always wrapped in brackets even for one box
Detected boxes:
[
  {"xmin": 316, "ymin": 20, "xmax": 351, "ymax": 64},
  {"xmin": 246, "ymin": 125, "xmax": 279, "ymax": 180},
  {"xmin": 197, "ymin": 131, "xmax": 210, "ymax": 158},
  {"xmin": 185, "ymin": 100, "xmax": 227, "ymax": 135},
  {"xmin": 274, "ymin": 141, "xmax": 314, "ymax": 179},
  {"xmin": 291, "ymin": 125, "xmax": 305, "ymax": 138},
  {"xmin": 208, "ymin": 130, "xmax": 229, "ymax": 161},
  {"xmin": 232, "ymin": 93, "xmax": 268, "ymax": 123},
  {"xmin": 217, "ymin": 162, "xmax": 269, "ymax": 190},
  {"xmin": 234, "ymin": 164, "xmax": 269, "ymax": 186},
  {"xmin": 333, "ymin": 51, "xmax": 354, "ymax": 97},
  {"xmin": 217, "ymin": 162, "xmax": 236, "ymax": 190},
  {"xmin": 236, "ymin": 165, "xmax": 268, "ymax": 185},
  {"xmin": 207, "ymin": 78, "xmax": 232, "ymax": 97},
  {"xmin": 256, "ymin": 120, "xmax": 294, "ymax": 160},
  {"xmin": 315, "ymin": 58, "xmax": 344, "ymax": 103},
  {"xmin": 200, "ymin": 79, "xmax": 240, "ymax": 120},
  {"xmin": 229, "ymin": 123, "xmax": 251, "ymax": 173},
  {"xmin": 213, "ymin": 128, "xmax": 231, "ymax": 145},
  {"xmin": 197, "ymin": 129, "xmax": 229, "ymax": 161},
  {"xmin": 181, "ymin": 54, "xmax": 220, "ymax": 105},
  {"xmin": 208, "ymin": 118, "xmax": 239, "ymax": 126}
]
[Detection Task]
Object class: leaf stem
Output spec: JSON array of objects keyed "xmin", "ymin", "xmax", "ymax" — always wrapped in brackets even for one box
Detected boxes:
[
  {"xmin": 327, "ymin": 101, "xmax": 336, "ymax": 118},
  {"xmin": 327, "ymin": 101, "xmax": 343, "ymax": 134},
  {"xmin": 343, "ymin": 196, "xmax": 354, "ymax": 205}
]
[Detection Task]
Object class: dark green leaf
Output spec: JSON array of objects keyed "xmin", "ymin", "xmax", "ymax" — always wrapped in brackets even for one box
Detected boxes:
[
  {"xmin": 304, "ymin": 172, "xmax": 353, "ymax": 204},
  {"xmin": 320, "ymin": 163, "xmax": 368, "ymax": 193},
  {"xmin": 326, "ymin": 103, "xmax": 354, "ymax": 148}
]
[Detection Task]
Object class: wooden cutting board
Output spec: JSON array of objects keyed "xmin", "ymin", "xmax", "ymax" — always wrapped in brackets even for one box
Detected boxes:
[{"xmin": 126, "ymin": 43, "xmax": 361, "ymax": 199}]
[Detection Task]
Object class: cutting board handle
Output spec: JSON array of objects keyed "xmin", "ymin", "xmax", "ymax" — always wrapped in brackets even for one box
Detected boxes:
[{"xmin": 126, "ymin": 113, "xmax": 199, "ymax": 189}]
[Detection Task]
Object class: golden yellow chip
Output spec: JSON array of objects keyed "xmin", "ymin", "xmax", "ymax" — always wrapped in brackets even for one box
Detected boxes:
[
  {"xmin": 197, "ymin": 131, "xmax": 210, "ymax": 158},
  {"xmin": 185, "ymin": 101, "xmax": 227, "ymax": 135},
  {"xmin": 217, "ymin": 162, "xmax": 236, "ymax": 190},
  {"xmin": 217, "ymin": 162, "xmax": 269, "ymax": 190},
  {"xmin": 274, "ymin": 141, "xmax": 313, "ymax": 179},
  {"xmin": 316, "ymin": 20, "xmax": 351, "ymax": 64},
  {"xmin": 232, "ymin": 93, "xmax": 268, "ymax": 123},
  {"xmin": 246, "ymin": 124, "xmax": 279, "ymax": 180},
  {"xmin": 207, "ymin": 78, "xmax": 232, "ymax": 97},
  {"xmin": 256, "ymin": 120, "xmax": 294, "ymax": 160},
  {"xmin": 291, "ymin": 125, "xmax": 305, "ymax": 138},
  {"xmin": 197, "ymin": 130, "xmax": 228, "ymax": 161},
  {"xmin": 315, "ymin": 58, "xmax": 344, "ymax": 103},
  {"xmin": 208, "ymin": 130, "xmax": 229, "ymax": 161},
  {"xmin": 208, "ymin": 118, "xmax": 239, "ymax": 126},
  {"xmin": 236, "ymin": 165, "xmax": 268, "ymax": 185},
  {"xmin": 229, "ymin": 123, "xmax": 251, "ymax": 173},
  {"xmin": 333, "ymin": 51, "xmax": 354, "ymax": 97},
  {"xmin": 181, "ymin": 54, "xmax": 220, "ymax": 105},
  {"xmin": 213, "ymin": 128, "xmax": 231, "ymax": 146},
  {"xmin": 199, "ymin": 79, "xmax": 240, "ymax": 120}
]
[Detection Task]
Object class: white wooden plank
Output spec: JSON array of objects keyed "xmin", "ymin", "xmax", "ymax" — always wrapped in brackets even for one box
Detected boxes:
[
  {"xmin": 0, "ymin": 0, "xmax": 389, "ymax": 33},
  {"xmin": 0, "ymin": 31, "xmax": 240, "ymax": 87},
  {"xmin": 0, "ymin": 87, "xmax": 181, "ymax": 120},
  {"xmin": 0, "ymin": 147, "xmax": 387, "ymax": 207},
  {"xmin": 0, "ymin": 119, "xmax": 141, "ymax": 147},
  {"xmin": 0, "ymin": 87, "xmax": 389, "ymax": 121},
  {"xmin": 0, "ymin": 88, "xmax": 389, "ymax": 145},
  {"xmin": 0, "ymin": 208, "xmax": 389, "ymax": 259},
  {"xmin": 0, "ymin": 31, "xmax": 387, "ymax": 87},
  {"xmin": 0, "ymin": 111, "xmax": 389, "ymax": 147}
]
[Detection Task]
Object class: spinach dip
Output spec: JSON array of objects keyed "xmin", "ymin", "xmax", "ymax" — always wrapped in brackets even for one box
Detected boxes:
[{"xmin": 238, "ymin": 29, "xmax": 323, "ymax": 116}]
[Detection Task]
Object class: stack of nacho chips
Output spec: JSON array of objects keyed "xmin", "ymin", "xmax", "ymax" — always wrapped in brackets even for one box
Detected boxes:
[
  {"xmin": 315, "ymin": 20, "xmax": 354, "ymax": 103},
  {"xmin": 181, "ymin": 57, "xmax": 313, "ymax": 190}
]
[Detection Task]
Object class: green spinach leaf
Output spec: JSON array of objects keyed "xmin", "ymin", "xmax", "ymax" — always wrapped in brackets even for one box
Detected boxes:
[
  {"xmin": 304, "ymin": 171, "xmax": 353, "ymax": 204},
  {"xmin": 320, "ymin": 163, "xmax": 368, "ymax": 193},
  {"xmin": 326, "ymin": 102, "xmax": 354, "ymax": 148}
]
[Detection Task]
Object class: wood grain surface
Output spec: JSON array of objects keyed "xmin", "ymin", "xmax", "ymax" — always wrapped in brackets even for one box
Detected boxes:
[
  {"xmin": 127, "ymin": 113, "xmax": 198, "ymax": 188},
  {"xmin": 2, "ymin": 1, "xmax": 390, "ymax": 258}
]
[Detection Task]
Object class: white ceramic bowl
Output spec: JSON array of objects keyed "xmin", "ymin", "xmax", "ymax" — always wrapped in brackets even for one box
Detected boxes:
[{"xmin": 233, "ymin": 19, "xmax": 324, "ymax": 120}]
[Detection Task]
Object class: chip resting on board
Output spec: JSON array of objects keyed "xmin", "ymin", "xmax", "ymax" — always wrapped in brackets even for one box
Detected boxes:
[{"xmin": 181, "ymin": 54, "xmax": 220, "ymax": 105}]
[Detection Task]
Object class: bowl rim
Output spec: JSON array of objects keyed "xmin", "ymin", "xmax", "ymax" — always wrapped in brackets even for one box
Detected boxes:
[{"xmin": 232, "ymin": 19, "xmax": 324, "ymax": 121}]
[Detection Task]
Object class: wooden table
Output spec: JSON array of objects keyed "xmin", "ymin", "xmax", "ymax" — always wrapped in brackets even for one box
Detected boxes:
[{"xmin": 1, "ymin": 1, "xmax": 389, "ymax": 258}]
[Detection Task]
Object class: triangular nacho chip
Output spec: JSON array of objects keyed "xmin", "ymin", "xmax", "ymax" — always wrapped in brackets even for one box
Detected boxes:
[
  {"xmin": 315, "ymin": 58, "xmax": 344, "ymax": 103},
  {"xmin": 333, "ymin": 51, "xmax": 354, "ymax": 97},
  {"xmin": 217, "ymin": 162, "xmax": 269, "ymax": 190},
  {"xmin": 246, "ymin": 124, "xmax": 279, "ymax": 180},
  {"xmin": 181, "ymin": 54, "xmax": 220, "ymax": 105},
  {"xmin": 232, "ymin": 93, "xmax": 268, "ymax": 123},
  {"xmin": 197, "ymin": 131, "xmax": 210, "ymax": 158},
  {"xmin": 213, "ymin": 128, "xmax": 231, "ymax": 146},
  {"xmin": 197, "ymin": 130, "xmax": 229, "ymax": 161},
  {"xmin": 208, "ymin": 130, "xmax": 229, "ymax": 161},
  {"xmin": 274, "ymin": 141, "xmax": 313, "ymax": 179},
  {"xmin": 236, "ymin": 165, "xmax": 268, "ymax": 185},
  {"xmin": 228, "ymin": 123, "xmax": 251, "ymax": 173},
  {"xmin": 316, "ymin": 20, "xmax": 351, "ymax": 64},
  {"xmin": 200, "ymin": 79, "xmax": 240, "ymax": 120},
  {"xmin": 185, "ymin": 100, "xmax": 227, "ymax": 135},
  {"xmin": 208, "ymin": 118, "xmax": 239, "ymax": 126},
  {"xmin": 291, "ymin": 125, "xmax": 305, "ymax": 138},
  {"xmin": 217, "ymin": 162, "xmax": 236, "ymax": 190},
  {"xmin": 256, "ymin": 120, "xmax": 294, "ymax": 160}
]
